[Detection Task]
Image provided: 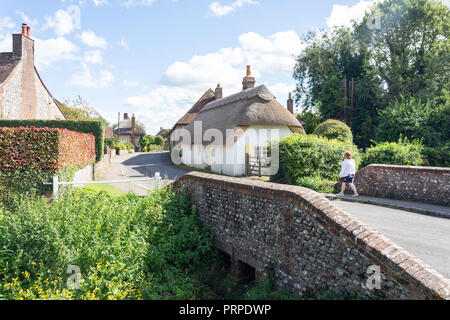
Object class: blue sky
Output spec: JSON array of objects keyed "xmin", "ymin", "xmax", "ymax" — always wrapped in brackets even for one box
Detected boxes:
[{"xmin": 0, "ymin": 0, "xmax": 379, "ymax": 134}]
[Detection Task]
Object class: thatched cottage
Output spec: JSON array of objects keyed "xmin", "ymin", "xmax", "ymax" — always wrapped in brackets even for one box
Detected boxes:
[
  {"xmin": 113, "ymin": 113, "xmax": 146, "ymax": 147},
  {"xmin": 171, "ymin": 66, "xmax": 304, "ymax": 176},
  {"xmin": 0, "ymin": 24, "xmax": 66, "ymax": 120}
]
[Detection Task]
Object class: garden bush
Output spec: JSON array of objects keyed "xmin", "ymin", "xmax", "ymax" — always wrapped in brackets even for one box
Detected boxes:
[
  {"xmin": 313, "ymin": 119, "xmax": 353, "ymax": 144},
  {"xmin": 271, "ymin": 134, "xmax": 361, "ymax": 191},
  {"xmin": 0, "ymin": 187, "xmax": 215, "ymax": 300},
  {"xmin": 361, "ymin": 137, "xmax": 424, "ymax": 168},
  {"xmin": 0, "ymin": 120, "xmax": 105, "ymax": 161},
  {"xmin": 154, "ymin": 136, "xmax": 164, "ymax": 146}
]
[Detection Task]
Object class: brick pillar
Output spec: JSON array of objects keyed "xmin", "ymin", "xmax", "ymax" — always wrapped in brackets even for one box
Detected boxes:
[{"xmin": 287, "ymin": 92, "xmax": 294, "ymax": 114}]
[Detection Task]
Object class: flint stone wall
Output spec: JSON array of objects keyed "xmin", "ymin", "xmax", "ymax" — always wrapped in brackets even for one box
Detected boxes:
[
  {"xmin": 354, "ymin": 165, "xmax": 450, "ymax": 206},
  {"xmin": 174, "ymin": 172, "xmax": 450, "ymax": 300}
]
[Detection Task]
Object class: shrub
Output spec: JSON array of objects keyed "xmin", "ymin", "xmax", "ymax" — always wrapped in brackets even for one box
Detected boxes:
[
  {"xmin": 154, "ymin": 136, "xmax": 164, "ymax": 146},
  {"xmin": 0, "ymin": 127, "xmax": 95, "ymax": 172},
  {"xmin": 313, "ymin": 119, "xmax": 353, "ymax": 144},
  {"xmin": 361, "ymin": 137, "xmax": 424, "ymax": 168},
  {"xmin": 104, "ymin": 138, "xmax": 114, "ymax": 148},
  {"xmin": 296, "ymin": 176, "xmax": 335, "ymax": 194},
  {"xmin": 0, "ymin": 187, "xmax": 214, "ymax": 300},
  {"xmin": 271, "ymin": 134, "xmax": 361, "ymax": 190},
  {"xmin": 140, "ymin": 136, "xmax": 154, "ymax": 150},
  {"xmin": 422, "ymin": 144, "xmax": 450, "ymax": 167},
  {"xmin": 0, "ymin": 120, "xmax": 105, "ymax": 162}
]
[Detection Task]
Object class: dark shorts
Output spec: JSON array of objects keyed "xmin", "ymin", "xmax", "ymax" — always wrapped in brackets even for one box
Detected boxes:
[{"xmin": 341, "ymin": 174, "xmax": 355, "ymax": 183}]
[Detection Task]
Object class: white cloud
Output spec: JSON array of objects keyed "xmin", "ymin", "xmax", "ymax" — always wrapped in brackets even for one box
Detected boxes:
[
  {"xmin": 208, "ymin": 0, "xmax": 258, "ymax": 17},
  {"xmin": 123, "ymin": 80, "xmax": 139, "ymax": 87},
  {"xmin": 43, "ymin": 8, "xmax": 79, "ymax": 36},
  {"xmin": 122, "ymin": 0, "xmax": 156, "ymax": 8},
  {"xmin": 71, "ymin": 64, "xmax": 115, "ymax": 88},
  {"xmin": 118, "ymin": 38, "xmax": 129, "ymax": 51},
  {"xmin": 77, "ymin": 30, "xmax": 107, "ymax": 49},
  {"xmin": 0, "ymin": 16, "xmax": 15, "ymax": 32},
  {"xmin": 93, "ymin": 0, "xmax": 109, "ymax": 6},
  {"xmin": 16, "ymin": 11, "xmax": 38, "ymax": 27},
  {"xmin": 0, "ymin": 36, "xmax": 11, "ymax": 52},
  {"xmin": 125, "ymin": 86, "xmax": 206, "ymax": 134},
  {"xmin": 84, "ymin": 50, "xmax": 103, "ymax": 64},
  {"xmin": 127, "ymin": 30, "xmax": 303, "ymax": 134},
  {"xmin": 34, "ymin": 37, "xmax": 79, "ymax": 70},
  {"xmin": 326, "ymin": 0, "xmax": 376, "ymax": 29}
]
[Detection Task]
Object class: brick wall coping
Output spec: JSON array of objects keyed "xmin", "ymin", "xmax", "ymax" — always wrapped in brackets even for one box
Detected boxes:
[
  {"xmin": 176, "ymin": 172, "xmax": 450, "ymax": 300},
  {"xmin": 360, "ymin": 164, "xmax": 450, "ymax": 174}
]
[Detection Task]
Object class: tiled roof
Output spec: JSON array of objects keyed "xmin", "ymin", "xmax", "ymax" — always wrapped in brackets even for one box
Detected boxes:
[{"xmin": 0, "ymin": 53, "xmax": 19, "ymax": 85}]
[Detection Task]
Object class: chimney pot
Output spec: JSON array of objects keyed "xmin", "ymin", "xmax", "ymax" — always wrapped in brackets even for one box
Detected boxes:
[
  {"xmin": 22, "ymin": 24, "xmax": 27, "ymax": 36},
  {"xmin": 246, "ymin": 65, "xmax": 251, "ymax": 76},
  {"xmin": 26, "ymin": 26, "xmax": 31, "ymax": 37}
]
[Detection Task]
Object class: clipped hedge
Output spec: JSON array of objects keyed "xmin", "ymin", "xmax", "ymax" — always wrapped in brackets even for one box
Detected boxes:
[
  {"xmin": 361, "ymin": 138, "xmax": 424, "ymax": 168},
  {"xmin": 313, "ymin": 119, "xmax": 353, "ymax": 144},
  {"xmin": 271, "ymin": 134, "xmax": 361, "ymax": 187},
  {"xmin": 0, "ymin": 127, "xmax": 95, "ymax": 172},
  {"xmin": 0, "ymin": 120, "xmax": 105, "ymax": 161}
]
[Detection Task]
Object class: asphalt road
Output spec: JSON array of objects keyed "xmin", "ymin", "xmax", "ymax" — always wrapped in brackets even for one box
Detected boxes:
[
  {"xmin": 332, "ymin": 200, "xmax": 450, "ymax": 278},
  {"xmin": 98, "ymin": 152, "xmax": 191, "ymax": 196}
]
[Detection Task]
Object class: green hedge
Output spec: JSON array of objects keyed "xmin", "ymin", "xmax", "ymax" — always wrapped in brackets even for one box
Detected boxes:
[
  {"xmin": 0, "ymin": 127, "xmax": 95, "ymax": 172},
  {"xmin": 313, "ymin": 119, "xmax": 353, "ymax": 144},
  {"xmin": 0, "ymin": 120, "xmax": 105, "ymax": 161},
  {"xmin": 271, "ymin": 134, "xmax": 361, "ymax": 188},
  {"xmin": 361, "ymin": 138, "xmax": 424, "ymax": 168}
]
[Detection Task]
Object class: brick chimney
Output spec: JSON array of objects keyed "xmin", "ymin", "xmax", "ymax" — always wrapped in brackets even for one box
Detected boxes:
[
  {"xmin": 242, "ymin": 65, "xmax": 255, "ymax": 90},
  {"xmin": 13, "ymin": 24, "xmax": 34, "ymax": 62},
  {"xmin": 287, "ymin": 92, "xmax": 294, "ymax": 114},
  {"xmin": 215, "ymin": 83, "xmax": 223, "ymax": 100}
]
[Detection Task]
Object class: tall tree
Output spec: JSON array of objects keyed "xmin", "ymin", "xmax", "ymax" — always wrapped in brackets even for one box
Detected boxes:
[{"xmin": 356, "ymin": 0, "xmax": 449, "ymax": 104}]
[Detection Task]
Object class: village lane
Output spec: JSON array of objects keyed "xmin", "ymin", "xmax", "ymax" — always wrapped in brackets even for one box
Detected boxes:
[{"xmin": 97, "ymin": 151, "xmax": 191, "ymax": 196}]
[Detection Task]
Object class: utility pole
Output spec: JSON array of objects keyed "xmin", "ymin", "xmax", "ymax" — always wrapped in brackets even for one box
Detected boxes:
[{"xmin": 117, "ymin": 112, "xmax": 120, "ymax": 142}]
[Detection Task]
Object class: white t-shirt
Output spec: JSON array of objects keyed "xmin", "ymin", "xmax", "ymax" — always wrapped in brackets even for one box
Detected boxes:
[{"xmin": 340, "ymin": 159, "xmax": 356, "ymax": 178}]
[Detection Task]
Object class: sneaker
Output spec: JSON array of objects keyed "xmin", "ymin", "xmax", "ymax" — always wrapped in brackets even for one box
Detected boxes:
[{"xmin": 352, "ymin": 194, "xmax": 359, "ymax": 198}]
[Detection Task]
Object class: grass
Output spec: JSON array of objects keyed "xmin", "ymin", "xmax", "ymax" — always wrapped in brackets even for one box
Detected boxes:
[{"xmin": 82, "ymin": 183, "xmax": 126, "ymax": 197}]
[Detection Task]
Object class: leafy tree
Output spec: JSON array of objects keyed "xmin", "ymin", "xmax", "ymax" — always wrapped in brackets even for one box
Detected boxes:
[
  {"xmin": 62, "ymin": 96, "xmax": 109, "ymax": 127},
  {"xmin": 296, "ymin": 110, "xmax": 322, "ymax": 134},
  {"xmin": 356, "ymin": 0, "xmax": 450, "ymax": 104},
  {"xmin": 154, "ymin": 136, "xmax": 164, "ymax": 146},
  {"xmin": 292, "ymin": 0, "xmax": 449, "ymax": 152}
]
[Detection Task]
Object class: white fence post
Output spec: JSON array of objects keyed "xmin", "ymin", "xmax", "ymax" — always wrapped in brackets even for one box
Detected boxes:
[
  {"xmin": 53, "ymin": 176, "xmax": 59, "ymax": 199},
  {"xmin": 155, "ymin": 172, "xmax": 161, "ymax": 190}
]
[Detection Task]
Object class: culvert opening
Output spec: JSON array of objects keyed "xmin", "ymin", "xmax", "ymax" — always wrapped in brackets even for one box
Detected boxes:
[
  {"xmin": 216, "ymin": 249, "xmax": 232, "ymax": 273},
  {"xmin": 236, "ymin": 260, "xmax": 256, "ymax": 284}
]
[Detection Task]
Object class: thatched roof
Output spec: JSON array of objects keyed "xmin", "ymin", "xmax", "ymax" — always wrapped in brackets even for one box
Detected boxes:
[{"xmin": 182, "ymin": 85, "xmax": 303, "ymax": 144}]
